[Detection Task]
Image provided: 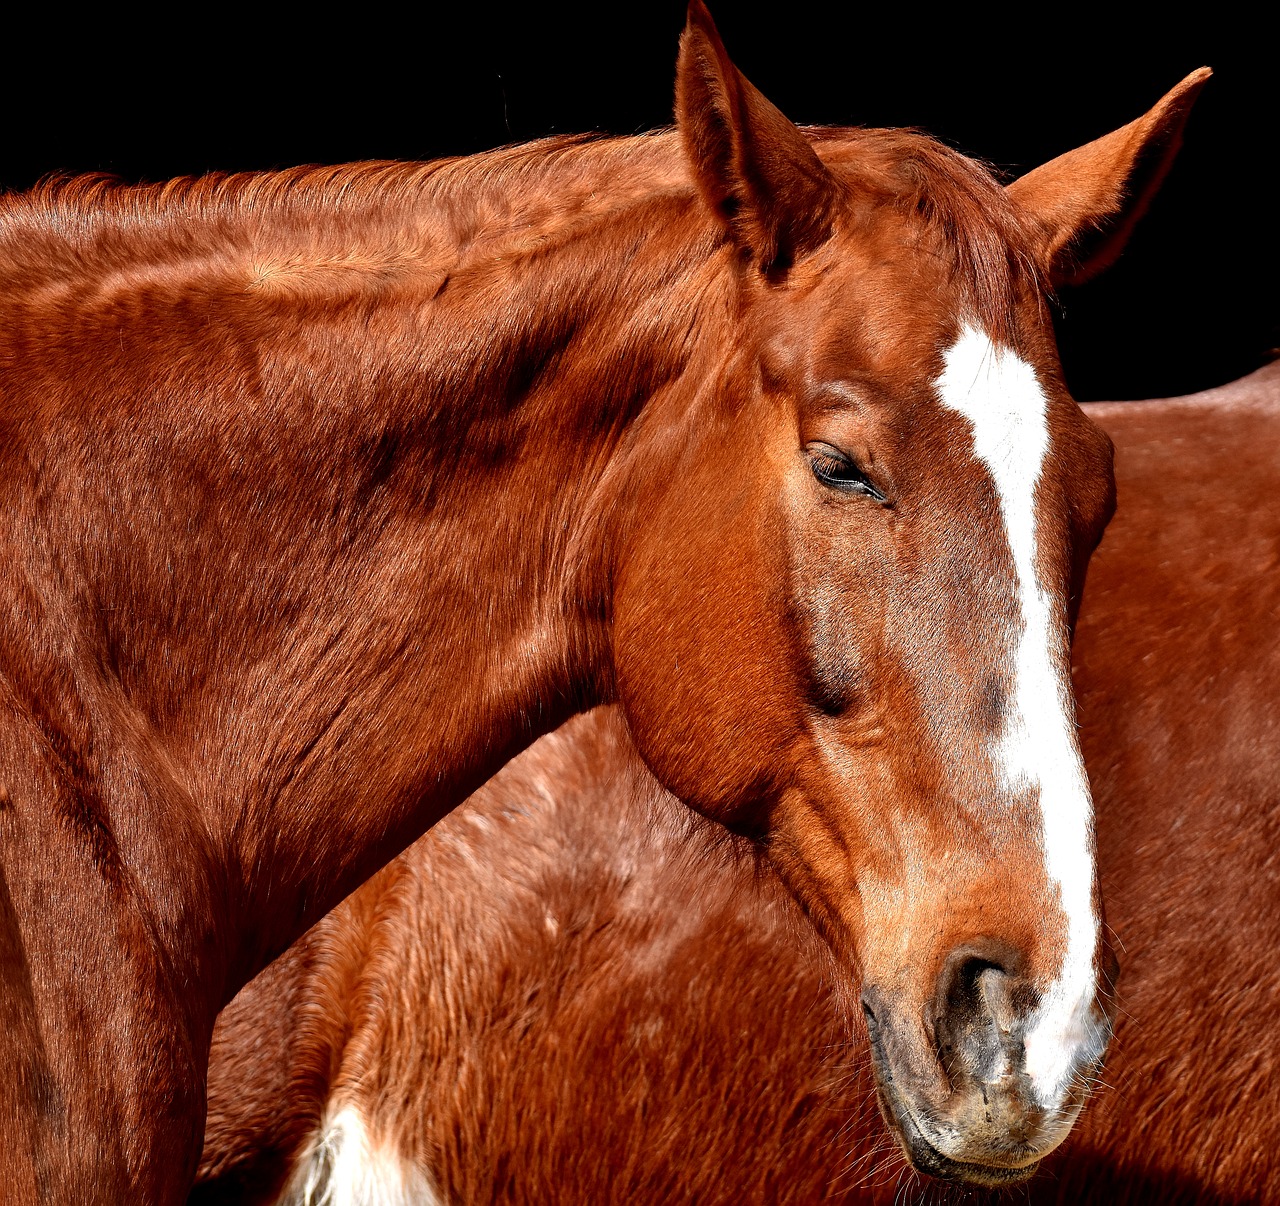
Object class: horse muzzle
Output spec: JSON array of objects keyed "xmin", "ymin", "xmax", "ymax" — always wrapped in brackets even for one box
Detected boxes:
[{"xmin": 861, "ymin": 951, "xmax": 1111, "ymax": 1187}]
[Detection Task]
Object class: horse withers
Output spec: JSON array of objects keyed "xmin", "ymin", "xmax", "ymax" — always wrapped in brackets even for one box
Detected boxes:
[{"xmin": 0, "ymin": 3, "xmax": 1204, "ymax": 1198}]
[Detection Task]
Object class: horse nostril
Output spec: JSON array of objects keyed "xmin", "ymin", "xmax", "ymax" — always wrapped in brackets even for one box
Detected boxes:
[
  {"xmin": 933, "ymin": 944, "xmax": 1029, "ymax": 1084},
  {"xmin": 978, "ymin": 965, "xmax": 1019, "ymax": 1034},
  {"xmin": 939, "ymin": 949, "xmax": 1008, "ymax": 1015}
]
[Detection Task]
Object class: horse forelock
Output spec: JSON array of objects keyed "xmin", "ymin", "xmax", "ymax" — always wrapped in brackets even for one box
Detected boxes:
[{"xmin": 814, "ymin": 127, "xmax": 1043, "ymax": 347}]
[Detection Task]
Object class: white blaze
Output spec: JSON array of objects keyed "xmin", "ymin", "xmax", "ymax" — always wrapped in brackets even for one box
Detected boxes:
[{"xmin": 935, "ymin": 325, "xmax": 1100, "ymax": 1108}]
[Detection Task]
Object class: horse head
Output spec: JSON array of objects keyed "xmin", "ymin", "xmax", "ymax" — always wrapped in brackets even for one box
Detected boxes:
[{"xmin": 611, "ymin": 2, "xmax": 1207, "ymax": 1185}]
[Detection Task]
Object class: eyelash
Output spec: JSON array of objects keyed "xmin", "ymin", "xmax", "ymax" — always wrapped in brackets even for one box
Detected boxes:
[{"xmin": 808, "ymin": 447, "xmax": 887, "ymax": 502}]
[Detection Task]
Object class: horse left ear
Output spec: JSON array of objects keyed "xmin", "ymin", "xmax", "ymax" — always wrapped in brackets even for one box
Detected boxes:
[
  {"xmin": 676, "ymin": 0, "xmax": 842, "ymax": 272},
  {"xmin": 1007, "ymin": 68, "xmax": 1211, "ymax": 287}
]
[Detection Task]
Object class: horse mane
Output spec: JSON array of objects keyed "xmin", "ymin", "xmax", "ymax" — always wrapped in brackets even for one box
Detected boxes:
[{"xmin": 0, "ymin": 126, "xmax": 1038, "ymax": 345}]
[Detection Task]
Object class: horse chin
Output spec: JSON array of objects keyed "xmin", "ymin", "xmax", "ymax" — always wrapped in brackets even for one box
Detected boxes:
[
  {"xmin": 871, "ymin": 1076, "xmax": 1040, "ymax": 1188},
  {"xmin": 863, "ymin": 1013, "xmax": 1043, "ymax": 1189}
]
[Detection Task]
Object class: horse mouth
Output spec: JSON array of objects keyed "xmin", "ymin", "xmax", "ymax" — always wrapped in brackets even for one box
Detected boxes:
[{"xmin": 863, "ymin": 1009, "xmax": 1041, "ymax": 1188}]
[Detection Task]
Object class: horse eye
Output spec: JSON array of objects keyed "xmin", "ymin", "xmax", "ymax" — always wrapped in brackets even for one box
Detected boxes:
[{"xmin": 807, "ymin": 444, "xmax": 886, "ymax": 502}]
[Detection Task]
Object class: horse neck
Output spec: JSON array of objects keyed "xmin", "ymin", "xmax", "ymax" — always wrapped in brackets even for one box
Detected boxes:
[{"xmin": 0, "ymin": 144, "xmax": 727, "ymax": 991}]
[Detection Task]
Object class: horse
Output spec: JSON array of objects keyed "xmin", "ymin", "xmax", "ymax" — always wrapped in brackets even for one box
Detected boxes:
[
  {"xmin": 195, "ymin": 361, "xmax": 1280, "ymax": 1204},
  {"xmin": 0, "ymin": 2, "xmax": 1207, "ymax": 1197}
]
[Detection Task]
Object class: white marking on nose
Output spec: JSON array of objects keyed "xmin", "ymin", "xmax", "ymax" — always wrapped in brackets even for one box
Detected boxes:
[{"xmin": 935, "ymin": 325, "xmax": 1100, "ymax": 1109}]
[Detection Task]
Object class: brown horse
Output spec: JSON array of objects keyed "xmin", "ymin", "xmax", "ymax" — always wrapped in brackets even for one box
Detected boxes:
[
  {"xmin": 195, "ymin": 362, "xmax": 1280, "ymax": 1204},
  {"xmin": 0, "ymin": 3, "xmax": 1204, "ymax": 1198}
]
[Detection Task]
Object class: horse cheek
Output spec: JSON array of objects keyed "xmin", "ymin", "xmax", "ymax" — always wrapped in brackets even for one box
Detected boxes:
[{"xmin": 613, "ymin": 492, "xmax": 802, "ymax": 828}]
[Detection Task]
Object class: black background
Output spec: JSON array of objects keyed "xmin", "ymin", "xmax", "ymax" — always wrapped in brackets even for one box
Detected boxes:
[{"xmin": 5, "ymin": 3, "xmax": 1275, "ymax": 400}]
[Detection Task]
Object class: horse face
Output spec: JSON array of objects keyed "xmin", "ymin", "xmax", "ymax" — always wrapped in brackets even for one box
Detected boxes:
[
  {"xmin": 613, "ymin": 2, "xmax": 1206, "ymax": 1187},
  {"xmin": 757, "ymin": 245, "xmax": 1118, "ymax": 1183},
  {"xmin": 618, "ymin": 218, "xmax": 1115, "ymax": 1183}
]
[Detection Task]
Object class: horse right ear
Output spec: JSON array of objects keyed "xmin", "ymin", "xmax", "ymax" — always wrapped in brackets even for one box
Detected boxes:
[
  {"xmin": 1007, "ymin": 69, "xmax": 1211, "ymax": 287},
  {"xmin": 676, "ymin": 0, "xmax": 843, "ymax": 273}
]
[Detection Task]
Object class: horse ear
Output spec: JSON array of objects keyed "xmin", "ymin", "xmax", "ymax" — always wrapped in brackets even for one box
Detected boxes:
[
  {"xmin": 676, "ymin": 0, "xmax": 842, "ymax": 272},
  {"xmin": 1007, "ymin": 69, "xmax": 1211, "ymax": 288}
]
